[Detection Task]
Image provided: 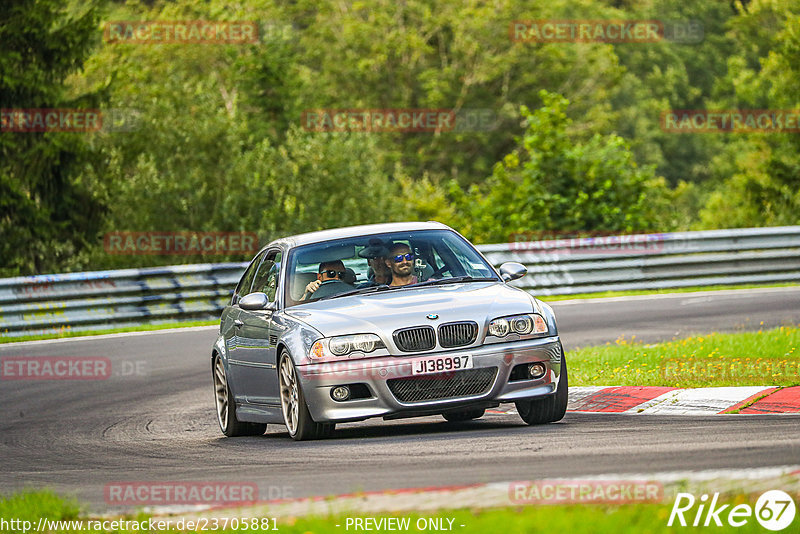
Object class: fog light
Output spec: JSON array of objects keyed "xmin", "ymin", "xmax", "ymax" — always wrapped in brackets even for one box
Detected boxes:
[
  {"xmin": 331, "ymin": 385, "xmax": 351, "ymax": 401},
  {"xmin": 528, "ymin": 363, "xmax": 546, "ymax": 379}
]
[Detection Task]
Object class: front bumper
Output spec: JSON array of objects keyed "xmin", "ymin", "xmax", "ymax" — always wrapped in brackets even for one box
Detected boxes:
[{"xmin": 296, "ymin": 335, "xmax": 563, "ymax": 423}]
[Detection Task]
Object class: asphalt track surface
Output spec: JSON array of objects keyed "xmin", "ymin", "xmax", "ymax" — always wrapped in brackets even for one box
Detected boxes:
[{"xmin": 1, "ymin": 287, "xmax": 799, "ymax": 510}]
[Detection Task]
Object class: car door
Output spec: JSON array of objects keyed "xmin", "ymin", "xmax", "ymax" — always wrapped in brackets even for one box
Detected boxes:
[
  {"xmin": 223, "ymin": 249, "xmax": 266, "ymax": 403},
  {"xmin": 233, "ymin": 249, "xmax": 283, "ymax": 406}
]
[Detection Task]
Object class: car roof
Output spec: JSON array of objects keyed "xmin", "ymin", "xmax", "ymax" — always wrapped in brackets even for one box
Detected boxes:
[{"xmin": 268, "ymin": 221, "xmax": 453, "ymax": 249}]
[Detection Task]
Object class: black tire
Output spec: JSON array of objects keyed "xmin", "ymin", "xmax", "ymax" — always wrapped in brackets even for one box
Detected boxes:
[
  {"xmin": 317, "ymin": 422, "xmax": 336, "ymax": 439},
  {"xmin": 213, "ymin": 354, "xmax": 267, "ymax": 437},
  {"xmin": 516, "ymin": 353, "xmax": 568, "ymax": 425},
  {"xmin": 442, "ymin": 408, "xmax": 486, "ymax": 422},
  {"xmin": 279, "ymin": 352, "xmax": 335, "ymax": 441}
]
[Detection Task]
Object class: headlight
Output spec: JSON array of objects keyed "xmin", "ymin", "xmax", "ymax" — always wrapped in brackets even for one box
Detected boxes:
[
  {"xmin": 487, "ymin": 313, "xmax": 548, "ymax": 339},
  {"xmin": 329, "ymin": 337, "xmax": 351, "ymax": 356},
  {"xmin": 511, "ymin": 315, "xmax": 533, "ymax": 334},
  {"xmin": 488, "ymin": 317, "xmax": 510, "ymax": 337},
  {"xmin": 309, "ymin": 334, "xmax": 385, "ymax": 360}
]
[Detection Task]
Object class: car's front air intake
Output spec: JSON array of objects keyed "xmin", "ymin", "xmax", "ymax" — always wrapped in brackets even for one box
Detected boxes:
[
  {"xmin": 438, "ymin": 321, "xmax": 478, "ymax": 348},
  {"xmin": 393, "ymin": 326, "xmax": 436, "ymax": 352},
  {"xmin": 387, "ymin": 367, "xmax": 498, "ymax": 402}
]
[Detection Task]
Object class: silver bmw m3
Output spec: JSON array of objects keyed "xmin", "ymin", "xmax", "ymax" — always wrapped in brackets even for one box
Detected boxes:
[{"xmin": 212, "ymin": 221, "xmax": 567, "ymax": 440}]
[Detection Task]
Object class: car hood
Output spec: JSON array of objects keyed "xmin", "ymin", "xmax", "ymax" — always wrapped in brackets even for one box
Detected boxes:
[{"xmin": 283, "ymin": 282, "xmax": 538, "ymax": 339}]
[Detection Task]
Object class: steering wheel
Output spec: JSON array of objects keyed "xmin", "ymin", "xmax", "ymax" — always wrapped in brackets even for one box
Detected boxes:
[
  {"xmin": 310, "ymin": 279, "xmax": 350, "ymax": 299},
  {"xmin": 428, "ymin": 264, "xmax": 450, "ymax": 279}
]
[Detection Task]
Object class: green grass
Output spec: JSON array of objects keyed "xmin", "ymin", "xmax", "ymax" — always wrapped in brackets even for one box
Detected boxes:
[
  {"xmin": 568, "ymin": 325, "xmax": 800, "ymax": 387},
  {"xmin": 541, "ymin": 282, "xmax": 799, "ymax": 302},
  {"xmin": 0, "ymin": 490, "xmax": 775, "ymax": 533},
  {"xmin": 0, "ymin": 490, "xmax": 79, "ymax": 523},
  {"xmin": 725, "ymin": 388, "xmax": 778, "ymax": 414},
  {"xmin": 270, "ymin": 504, "xmax": 767, "ymax": 533},
  {"xmin": 0, "ymin": 320, "xmax": 218, "ymax": 344}
]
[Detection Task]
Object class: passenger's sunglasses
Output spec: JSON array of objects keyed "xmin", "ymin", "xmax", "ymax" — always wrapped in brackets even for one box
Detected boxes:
[
  {"xmin": 320, "ymin": 270, "xmax": 345, "ymax": 278},
  {"xmin": 392, "ymin": 253, "xmax": 415, "ymax": 263}
]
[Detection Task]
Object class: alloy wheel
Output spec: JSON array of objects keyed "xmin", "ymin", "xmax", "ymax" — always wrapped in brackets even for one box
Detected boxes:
[
  {"xmin": 213, "ymin": 356, "xmax": 229, "ymax": 432},
  {"xmin": 279, "ymin": 356, "xmax": 300, "ymax": 435}
]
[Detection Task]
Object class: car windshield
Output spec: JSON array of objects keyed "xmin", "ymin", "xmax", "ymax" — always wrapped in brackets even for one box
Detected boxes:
[{"xmin": 284, "ymin": 229, "xmax": 499, "ymax": 307}]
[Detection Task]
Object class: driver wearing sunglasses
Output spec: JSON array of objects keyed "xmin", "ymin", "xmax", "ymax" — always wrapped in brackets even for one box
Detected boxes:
[
  {"xmin": 385, "ymin": 243, "xmax": 418, "ymax": 287},
  {"xmin": 301, "ymin": 260, "xmax": 347, "ymax": 300}
]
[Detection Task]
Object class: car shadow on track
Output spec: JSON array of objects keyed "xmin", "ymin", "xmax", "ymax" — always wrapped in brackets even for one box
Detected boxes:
[{"xmin": 213, "ymin": 414, "xmax": 573, "ymax": 444}]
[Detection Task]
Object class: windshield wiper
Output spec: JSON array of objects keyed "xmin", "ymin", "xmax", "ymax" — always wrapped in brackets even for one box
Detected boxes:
[
  {"xmin": 411, "ymin": 276, "xmax": 498, "ymax": 288},
  {"xmin": 316, "ymin": 284, "xmax": 397, "ymax": 301},
  {"xmin": 310, "ymin": 277, "xmax": 496, "ymax": 302}
]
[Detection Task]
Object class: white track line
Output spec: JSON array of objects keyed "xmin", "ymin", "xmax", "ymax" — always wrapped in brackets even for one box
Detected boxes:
[
  {"xmin": 0, "ymin": 325, "xmax": 218, "ymax": 348},
  {"xmin": 550, "ymin": 285, "xmax": 800, "ymax": 306}
]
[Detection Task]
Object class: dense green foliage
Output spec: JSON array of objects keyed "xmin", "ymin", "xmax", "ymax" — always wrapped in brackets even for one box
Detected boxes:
[
  {"xmin": 445, "ymin": 91, "xmax": 669, "ymax": 243},
  {"xmin": 2, "ymin": 0, "xmax": 799, "ymax": 276},
  {"xmin": 1, "ymin": 0, "xmax": 104, "ymax": 275}
]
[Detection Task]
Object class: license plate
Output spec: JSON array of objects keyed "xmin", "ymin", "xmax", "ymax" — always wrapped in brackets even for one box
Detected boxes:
[{"xmin": 412, "ymin": 354, "xmax": 472, "ymax": 375}]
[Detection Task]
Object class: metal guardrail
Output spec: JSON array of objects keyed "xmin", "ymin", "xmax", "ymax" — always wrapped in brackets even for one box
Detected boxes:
[
  {"xmin": 0, "ymin": 264, "xmax": 246, "ymax": 338},
  {"xmin": 1, "ymin": 226, "xmax": 799, "ymax": 338},
  {"xmin": 486, "ymin": 225, "xmax": 800, "ymax": 295}
]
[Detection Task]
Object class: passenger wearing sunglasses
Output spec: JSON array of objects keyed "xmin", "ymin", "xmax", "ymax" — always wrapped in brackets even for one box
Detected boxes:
[
  {"xmin": 357, "ymin": 238, "xmax": 392, "ymax": 288},
  {"xmin": 301, "ymin": 260, "xmax": 347, "ymax": 300},
  {"xmin": 385, "ymin": 243, "xmax": 418, "ymax": 287}
]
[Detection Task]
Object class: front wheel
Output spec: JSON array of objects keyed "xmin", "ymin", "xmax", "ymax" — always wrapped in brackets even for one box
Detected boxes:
[
  {"xmin": 213, "ymin": 354, "xmax": 267, "ymax": 437},
  {"xmin": 279, "ymin": 352, "xmax": 335, "ymax": 440},
  {"xmin": 516, "ymin": 354, "xmax": 568, "ymax": 425}
]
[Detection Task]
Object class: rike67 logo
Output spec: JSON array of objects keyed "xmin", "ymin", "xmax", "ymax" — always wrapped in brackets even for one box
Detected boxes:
[{"xmin": 668, "ymin": 491, "xmax": 796, "ymax": 531}]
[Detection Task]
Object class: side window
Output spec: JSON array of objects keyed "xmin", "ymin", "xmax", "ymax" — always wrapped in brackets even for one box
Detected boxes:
[
  {"xmin": 429, "ymin": 243, "xmax": 449, "ymax": 277},
  {"xmin": 234, "ymin": 251, "xmax": 266, "ymax": 301},
  {"xmin": 251, "ymin": 250, "xmax": 282, "ymax": 302}
]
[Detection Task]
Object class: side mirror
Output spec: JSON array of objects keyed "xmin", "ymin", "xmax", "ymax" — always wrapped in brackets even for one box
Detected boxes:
[
  {"xmin": 499, "ymin": 262, "xmax": 527, "ymax": 282},
  {"xmin": 239, "ymin": 292, "xmax": 270, "ymax": 311}
]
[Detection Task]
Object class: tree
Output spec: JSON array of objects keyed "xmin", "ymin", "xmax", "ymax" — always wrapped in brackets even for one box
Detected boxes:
[
  {"xmin": 444, "ymin": 91, "xmax": 669, "ymax": 243},
  {"xmin": 73, "ymin": 0, "xmax": 400, "ymax": 269},
  {"xmin": 0, "ymin": 0, "xmax": 104, "ymax": 276},
  {"xmin": 288, "ymin": 0, "xmax": 631, "ymax": 188},
  {"xmin": 697, "ymin": 0, "xmax": 800, "ymax": 228}
]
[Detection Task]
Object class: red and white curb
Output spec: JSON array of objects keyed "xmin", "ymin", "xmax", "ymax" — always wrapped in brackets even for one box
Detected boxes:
[{"xmin": 487, "ymin": 386, "xmax": 800, "ymax": 415}]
